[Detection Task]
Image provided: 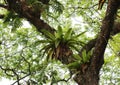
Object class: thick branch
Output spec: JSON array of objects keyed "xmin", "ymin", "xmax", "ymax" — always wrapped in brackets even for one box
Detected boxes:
[
  {"xmin": 91, "ymin": 0, "xmax": 120, "ymax": 74},
  {"xmin": 74, "ymin": 1, "xmax": 120, "ymax": 85},
  {"xmin": 79, "ymin": 21, "xmax": 120, "ymax": 56},
  {"xmin": 79, "ymin": 38, "xmax": 97, "ymax": 56},
  {"xmin": 111, "ymin": 22, "xmax": 120, "ymax": 35},
  {"xmin": 5, "ymin": 0, "xmax": 55, "ymax": 34}
]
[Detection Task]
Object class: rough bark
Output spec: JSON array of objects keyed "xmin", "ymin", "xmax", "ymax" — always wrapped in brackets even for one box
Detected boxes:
[
  {"xmin": 6, "ymin": 0, "xmax": 55, "ymax": 34},
  {"xmin": 74, "ymin": 0, "xmax": 120, "ymax": 85}
]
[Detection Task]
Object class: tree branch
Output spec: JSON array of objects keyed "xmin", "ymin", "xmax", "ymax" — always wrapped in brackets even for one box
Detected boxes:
[
  {"xmin": 79, "ymin": 21, "xmax": 120, "ymax": 56},
  {"xmin": 79, "ymin": 38, "xmax": 97, "ymax": 56},
  {"xmin": 5, "ymin": 0, "xmax": 55, "ymax": 34},
  {"xmin": 91, "ymin": 0, "xmax": 120, "ymax": 74},
  {"xmin": 11, "ymin": 73, "xmax": 31, "ymax": 85},
  {"xmin": 111, "ymin": 22, "xmax": 120, "ymax": 35},
  {"xmin": 0, "ymin": 66, "xmax": 15, "ymax": 77}
]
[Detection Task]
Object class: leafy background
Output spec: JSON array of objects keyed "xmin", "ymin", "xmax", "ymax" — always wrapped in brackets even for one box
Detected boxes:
[{"xmin": 0, "ymin": 0, "xmax": 120, "ymax": 85}]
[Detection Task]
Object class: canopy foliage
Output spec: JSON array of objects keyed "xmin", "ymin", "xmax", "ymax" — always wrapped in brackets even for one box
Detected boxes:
[{"xmin": 0, "ymin": 0, "xmax": 120, "ymax": 85}]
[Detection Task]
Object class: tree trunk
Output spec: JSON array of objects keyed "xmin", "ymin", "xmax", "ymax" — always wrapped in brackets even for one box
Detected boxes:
[
  {"xmin": 74, "ymin": 70, "xmax": 99, "ymax": 85},
  {"xmin": 74, "ymin": 0, "xmax": 120, "ymax": 85}
]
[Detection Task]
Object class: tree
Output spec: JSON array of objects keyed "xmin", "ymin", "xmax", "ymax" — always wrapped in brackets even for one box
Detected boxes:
[{"xmin": 0, "ymin": 0, "xmax": 120, "ymax": 85}]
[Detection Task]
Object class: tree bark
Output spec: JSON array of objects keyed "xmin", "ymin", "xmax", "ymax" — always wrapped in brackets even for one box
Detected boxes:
[
  {"xmin": 6, "ymin": 0, "xmax": 55, "ymax": 34},
  {"xmin": 74, "ymin": 0, "xmax": 120, "ymax": 85}
]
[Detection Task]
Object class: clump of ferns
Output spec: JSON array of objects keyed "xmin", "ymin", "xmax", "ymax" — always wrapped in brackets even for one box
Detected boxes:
[{"xmin": 38, "ymin": 26, "xmax": 86, "ymax": 63}]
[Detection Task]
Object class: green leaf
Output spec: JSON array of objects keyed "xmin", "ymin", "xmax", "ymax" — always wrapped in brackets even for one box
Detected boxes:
[
  {"xmin": 55, "ymin": 39, "xmax": 60, "ymax": 48},
  {"xmin": 82, "ymin": 50, "xmax": 91, "ymax": 63},
  {"xmin": 64, "ymin": 28, "xmax": 72, "ymax": 40},
  {"xmin": 41, "ymin": 29, "xmax": 55, "ymax": 40},
  {"xmin": 67, "ymin": 61, "xmax": 81, "ymax": 69},
  {"xmin": 72, "ymin": 31, "xmax": 86, "ymax": 39},
  {"xmin": 73, "ymin": 54, "xmax": 82, "ymax": 60},
  {"xmin": 40, "ymin": 44, "xmax": 53, "ymax": 53},
  {"xmin": 67, "ymin": 38, "xmax": 85, "ymax": 46},
  {"xmin": 48, "ymin": 49, "xmax": 54, "ymax": 59},
  {"xmin": 82, "ymin": 50, "xmax": 87, "ymax": 62},
  {"xmin": 57, "ymin": 25, "xmax": 63, "ymax": 37},
  {"xmin": 69, "ymin": 44, "xmax": 79, "ymax": 52}
]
